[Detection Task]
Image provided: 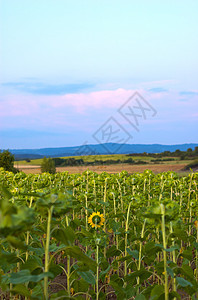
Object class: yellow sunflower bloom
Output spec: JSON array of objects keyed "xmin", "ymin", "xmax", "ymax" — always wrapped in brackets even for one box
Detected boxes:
[
  {"xmin": 194, "ymin": 220, "xmax": 198, "ymax": 229},
  {"xmin": 88, "ymin": 211, "xmax": 105, "ymax": 228}
]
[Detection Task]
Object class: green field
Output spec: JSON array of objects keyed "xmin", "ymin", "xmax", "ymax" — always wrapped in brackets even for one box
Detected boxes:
[
  {"xmin": 0, "ymin": 168, "xmax": 198, "ymax": 298},
  {"xmin": 15, "ymin": 153, "xmax": 193, "ymax": 166}
]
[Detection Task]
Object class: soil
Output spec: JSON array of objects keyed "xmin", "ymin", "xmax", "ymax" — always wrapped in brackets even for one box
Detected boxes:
[{"xmin": 15, "ymin": 163, "xmax": 187, "ymax": 175}]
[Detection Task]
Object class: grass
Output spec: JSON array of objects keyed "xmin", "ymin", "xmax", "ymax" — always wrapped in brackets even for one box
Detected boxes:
[{"xmin": 15, "ymin": 153, "xmax": 194, "ymax": 167}]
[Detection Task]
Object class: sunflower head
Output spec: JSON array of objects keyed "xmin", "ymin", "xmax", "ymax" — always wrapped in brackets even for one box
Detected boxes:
[
  {"xmin": 194, "ymin": 220, "xmax": 198, "ymax": 229},
  {"xmin": 88, "ymin": 211, "xmax": 105, "ymax": 228}
]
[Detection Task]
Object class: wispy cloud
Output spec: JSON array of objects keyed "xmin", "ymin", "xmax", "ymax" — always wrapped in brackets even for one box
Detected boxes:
[
  {"xmin": 148, "ymin": 87, "xmax": 168, "ymax": 93},
  {"xmin": 1, "ymin": 86, "xmax": 197, "ymax": 148},
  {"xmin": 2, "ymin": 81, "xmax": 94, "ymax": 95},
  {"xmin": 0, "ymin": 129, "xmax": 63, "ymax": 138},
  {"xmin": 180, "ymin": 91, "xmax": 198, "ymax": 96}
]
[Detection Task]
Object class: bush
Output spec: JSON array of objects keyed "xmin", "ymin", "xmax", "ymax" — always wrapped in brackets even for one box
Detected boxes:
[
  {"xmin": 0, "ymin": 150, "xmax": 18, "ymax": 173},
  {"xmin": 184, "ymin": 159, "xmax": 198, "ymax": 170},
  {"xmin": 52, "ymin": 158, "xmax": 66, "ymax": 166},
  {"xmin": 41, "ymin": 157, "xmax": 56, "ymax": 174}
]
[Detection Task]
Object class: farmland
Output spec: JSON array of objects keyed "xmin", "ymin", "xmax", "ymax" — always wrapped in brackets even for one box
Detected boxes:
[
  {"xmin": 14, "ymin": 153, "xmax": 194, "ymax": 176},
  {"xmin": 0, "ymin": 167, "xmax": 198, "ymax": 299},
  {"xmin": 14, "ymin": 163, "xmax": 188, "ymax": 176}
]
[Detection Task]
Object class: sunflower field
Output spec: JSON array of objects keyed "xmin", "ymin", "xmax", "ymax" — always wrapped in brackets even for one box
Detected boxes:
[{"xmin": 0, "ymin": 167, "xmax": 198, "ymax": 299}]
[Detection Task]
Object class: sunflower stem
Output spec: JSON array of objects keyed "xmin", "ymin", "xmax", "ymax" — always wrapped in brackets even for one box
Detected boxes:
[
  {"xmin": 96, "ymin": 239, "xmax": 100, "ymax": 300},
  {"xmin": 160, "ymin": 204, "xmax": 169, "ymax": 300}
]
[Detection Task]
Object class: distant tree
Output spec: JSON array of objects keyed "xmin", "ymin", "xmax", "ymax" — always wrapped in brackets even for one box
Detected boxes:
[
  {"xmin": 0, "ymin": 150, "xmax": 17, "ymax": 172},
  {"xmin": 163, "ymin": 151, "xmax": 171, "ymax": 156},
  {"xmin": 41, "ymin": 157, "xmax": 56, "ymax": 174},
  {"xmin": 194, "ymin": 147, "xmax": 198, "ymax": 154},
  {"xmin": 174, "ymin": 149, "xmax": 182, "ymax": 156},
  {"xmin": 52, "ymin": 158, "xmax": 65, "ymax": 166},
  {"xmin": 180, "ymin": 153, "xmax": 186, "ymax": 160},
  {"xmin": 187, "ymin": 148, "xmax": 193, "ymax": 153}
]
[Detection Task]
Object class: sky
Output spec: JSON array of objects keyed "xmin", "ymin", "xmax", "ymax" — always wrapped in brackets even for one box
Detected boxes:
[{"xmin": 0, "ymin": 0, "xmax": 198, "ymax": 150}]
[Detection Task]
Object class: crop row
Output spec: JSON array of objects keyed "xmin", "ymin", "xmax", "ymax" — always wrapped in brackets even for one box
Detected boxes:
[{"xmin": 0, "ymin": 168, "xmax": 198, "ymax": 299}]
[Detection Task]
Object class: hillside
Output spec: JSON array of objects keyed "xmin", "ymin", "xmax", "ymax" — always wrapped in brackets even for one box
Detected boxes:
[{"xmin": 9, "ymin": 142, "xmax": 198, "ymax": 160}]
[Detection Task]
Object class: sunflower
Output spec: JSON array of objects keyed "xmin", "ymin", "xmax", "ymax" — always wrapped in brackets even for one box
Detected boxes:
[
  {"xmin": 88, "ymin": 211, "xmax": 105, "ymax": 228},
  {"xmin": 194, "ymin": 220, "xmax": 198, "ymax": 229}
]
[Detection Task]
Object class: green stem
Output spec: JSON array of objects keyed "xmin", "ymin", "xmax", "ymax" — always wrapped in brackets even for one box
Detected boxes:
[
  {"xmin": 170, "ymin": 173, "xmax": 173, "ymax": 201},
  {"xmin": 67, "ymin": 255, "xmax": 71, "ymax": 297},
  {"xmin": 103, "ymin": 178, "xmax": 108, "ymax": 258},
  {"xmin": 85, "ymin": 195, "xmax": 88, "ymax": 231},
  {"xmin": 196, "ymin": 227, "xmax": 198, "ymax": 281},
  {"xmin": 44, "ymin": 206, "xmax": 53, "ymax": 300},
  {"xmin": 187, "ymin": 173, "xmax": 193, "ymax": 209},
  {"xmin": 66, "ymin": 216, "xmax": 71, "ymax": 296},
  {"xmin": 159, "ymin": 175, "xmax": 164, "ymax": 201},
  {"xmin": 26, "ymin": 196, "xmax": 33, "ymax": 261},
  {"xmin": 137, "ymin": 219, "xmax": 146, "ymax": 290},
  {"xmin": 148, "ymin": 174, "xmax": 151, "ymax": 206},
  {"xmin": 125, "ymin": 202, "xmax": 132, "ymax": 277},
  {"xmin": 160, "ymin": 204, "xmax": 169, "ymax": 300},
  {"xmin": 96, "ymin": 241, "xmax": 99, "ymax": 300},
  {"xmin": 170, "ymin": 222, "xmax": 176, "ymax": 296}
]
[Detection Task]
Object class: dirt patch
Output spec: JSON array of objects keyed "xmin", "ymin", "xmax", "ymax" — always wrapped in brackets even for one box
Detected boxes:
[{"xmin": 15, "ymin": 163, "xmax": 187, "ymax": 174}]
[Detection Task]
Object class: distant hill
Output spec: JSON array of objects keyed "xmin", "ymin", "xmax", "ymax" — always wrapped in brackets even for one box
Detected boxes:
[
  {"xmin": 14, "ymin": 154, "xmax": 44, "ymax": 161},
  {"xmin": 7, "ymin": 143, "xmax": 198, "ymax": 160}
]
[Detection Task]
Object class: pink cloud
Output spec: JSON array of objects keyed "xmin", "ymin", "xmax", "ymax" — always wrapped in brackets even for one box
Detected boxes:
[
  {"xmin": 0, "ymin": 94, "xmax": 39, "ymax": 117},
  {"xmin": 50, "ymin": 88, "xmax": 140, "ymax": 112},
  {"xmin": 1, "ymin": 87, "xmax": 197, "ymax": 122},
  {"xmin": 1, "ymin": 88, "xmax": 146, "ymax": 116}
]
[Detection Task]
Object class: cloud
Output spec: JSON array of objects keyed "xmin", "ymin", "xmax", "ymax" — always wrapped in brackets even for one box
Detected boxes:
[
  {"xmin": 53, "ymin": 88, "xmax": 137, "ymax": 112},
  {"xmin": 1, "ymin": 86, "xmax": 198, "ymax": 148},
  {"xmin": 180, "ymin": 91, "xmax": 198, "ymax": 96},
  {"xmin": 2, "ymin": 81, "xmax": 94, "ymax": 95},
  {"xmin": 1, "ymin": 87, "xmax": 197, "ymax": 127},
  {"xmin": 0, "ymin": 129, "xmax": 62, "ymax": 138},
  {"xmin": 0, "ymin": 88, "xmax": 139, "ymax": 117},
  {"xmin": 148, "ymin": 87, "xmax": 168, "ymax": 93}
]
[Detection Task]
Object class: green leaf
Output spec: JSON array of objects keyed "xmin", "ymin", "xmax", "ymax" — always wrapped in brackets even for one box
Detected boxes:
[
  {"xmin": 72, "ymin": 278, "xmax": 89, "ymax": 293},
  {"xmin": 49, "ymin": 263, "xmax": 63, "ymax": 278},
  {"xmin": 167, "ymin": 267, "xmax": 174, "ymax": 278},
  {"xmin": 126, "ymin": 248, "xmax": 139, "ymax": 260},
  {"xmin": 126, "ymin": 269, "xmax": 150, "ymax": 282},
  {"xmin": 134, "ymin": 295, "xmax": 146, "ymax": 300},
  {"xmin": 109, "ymin": 280, "xmax": 125, "ymax": 298},
  {"xmin": 50, "ymin": 290, "xmax": 73, "ymax": 299},
  {"xmin": 99, "ymin": 264, "xmax": 111, "ymax": 278},
  {"xmin": 11, "ymin": 284, "xmax": 31, "ymax": 297},
  {"xmin": 6, "ymin": 236, "xmax": 27, "ymax": 250},
  {"xmin": 170, "ymin": 228, "xmax": 188, "ymax": 242},
  {"xmin": 0, "ymin": 251, "xmax": 21, "ymax": 264},
  {"xmin": 8, "ymin": 270, "xmax": 53, "ymax": 284},
  {"xmin": 176, "ymin": 277, "xmax": 193, "ymax": 287},
  {"xmin": 180, "ymin": 250, "xmax": 192, "ymax": 261},
  {"xmin": 77, "ymin": 270, "xmax": 96, "ymax": 285},
  {"xmin": 21, "ymin": 257, "xmax": 42, "ymax": 272},
  {"xmin": 169, "ymin": 291, "xmax": 181, "ymax": 299},
  {"xmin": 64, "ymin": 246, "xmax": 96, "ymax": 271},
  {"xmin": 106, "ymin": 245, "xmax": 122, "ymax": 258},
  {"xmin": 53, "ymin": 227, "xmax": 75, "ymax": 246},
  {"xmin": 0, "ymin": 186, "xmax": 13, "ymax": 200},
  {"xmin": 124, "ymin": 282, "xmax": 136, "ymax": 298},
  {"xmin": 181, "ymin": 264, "xmax": 195, "ymax": 281},
  {"xmin": 165, "ymin": 245, "xmax": 179, "ymax": 252},
  {"xmin": 150, "ymin": 285, "xmax": 164, "ymax": 300},
  {"xmin": 193, "ymin": 242, "xmax": 198, "ymax": 250}
]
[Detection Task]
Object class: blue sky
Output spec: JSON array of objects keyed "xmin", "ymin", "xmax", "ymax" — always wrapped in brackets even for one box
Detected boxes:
[{"xmin": 0, "ymin": 0, "xmax": 198, "ymax": 149}]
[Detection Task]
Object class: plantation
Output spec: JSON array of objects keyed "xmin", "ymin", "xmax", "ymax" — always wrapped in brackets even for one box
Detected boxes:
[{"xmin": 0, "ymin": 167, "xmax": 198, "ymax": 299}]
